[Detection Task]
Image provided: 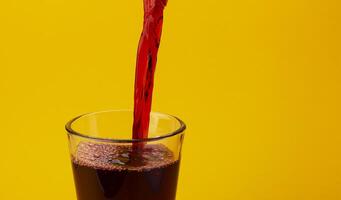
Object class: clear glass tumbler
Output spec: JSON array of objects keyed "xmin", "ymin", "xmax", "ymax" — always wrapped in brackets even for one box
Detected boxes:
[{"xmin": 66, "ymin": 110, "xmax": 186, "ymax": 200}]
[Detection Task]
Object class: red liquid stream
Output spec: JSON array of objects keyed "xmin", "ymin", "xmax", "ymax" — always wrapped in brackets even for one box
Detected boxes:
[{"xmin": 133, "ymin": 0, "xmax": 168, "ymax": 139}]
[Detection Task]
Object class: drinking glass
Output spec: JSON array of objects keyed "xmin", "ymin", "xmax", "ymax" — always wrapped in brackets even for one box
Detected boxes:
[{"xmin": 66, "ymin": 110, "xmax": 186, "ymax": 200}]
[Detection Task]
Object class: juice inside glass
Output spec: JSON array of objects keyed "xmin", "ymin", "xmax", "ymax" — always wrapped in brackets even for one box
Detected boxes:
[{"xmin": 66, "ymin": 110, "xmax": 186, "ymax": 200}]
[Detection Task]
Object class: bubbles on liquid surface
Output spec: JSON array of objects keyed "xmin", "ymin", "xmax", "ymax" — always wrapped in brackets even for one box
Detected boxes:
[{"xmin": 73, "ymin": 142, "xmax": 175, "ymax": 171}]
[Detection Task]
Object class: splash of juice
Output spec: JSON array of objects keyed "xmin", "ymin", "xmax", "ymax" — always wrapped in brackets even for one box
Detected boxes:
[{"xmin": 133, "ymin": 0, "xmax": 168, "ymax": 139}]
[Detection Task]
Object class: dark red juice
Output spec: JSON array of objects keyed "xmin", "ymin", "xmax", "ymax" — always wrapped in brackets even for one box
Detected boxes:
[
  {"xmin": 71, "ymin": 0, "xmax": 179, "ymax": 198},
  {"xmin": 72, "ymin": 142, "xmax": 180, "ymax": 200}
]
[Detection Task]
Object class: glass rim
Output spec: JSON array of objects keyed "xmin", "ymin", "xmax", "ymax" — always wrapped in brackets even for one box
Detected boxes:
[{"xmin": 65, "ymin": 109, "xmax": 186, "ymax": 143}]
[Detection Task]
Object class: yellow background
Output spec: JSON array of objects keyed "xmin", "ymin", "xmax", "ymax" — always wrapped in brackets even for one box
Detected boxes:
[{"xmin": 0, "ymin": 0, "xmax": 340, "ymax": 199}]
